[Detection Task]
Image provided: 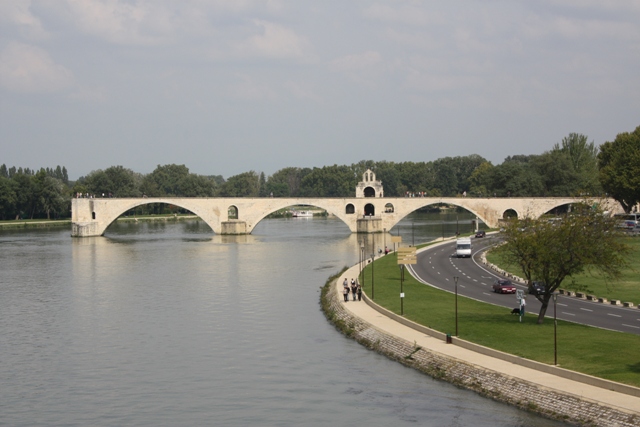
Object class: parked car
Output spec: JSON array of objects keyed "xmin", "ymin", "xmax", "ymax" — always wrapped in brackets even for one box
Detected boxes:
[
  {"xmin": 528, "ymin": 281, "xmax": 545, "ymax": 295},
  {"xmin": 475, "ymin": 230, "xmax": 486, "ymax": 238},
  {"xmin": 492, "ymin": 279, "xmax": 516, "ymax": 294}
]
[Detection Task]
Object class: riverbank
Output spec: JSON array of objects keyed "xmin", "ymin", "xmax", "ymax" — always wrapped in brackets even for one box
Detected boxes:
[
  {"xmin": 0, "ymin": 215, "xmax": 200, "ymax": 230},
  {"xmin": 321, "ymin": 261, "xmax": 640, "ymax": 426}
]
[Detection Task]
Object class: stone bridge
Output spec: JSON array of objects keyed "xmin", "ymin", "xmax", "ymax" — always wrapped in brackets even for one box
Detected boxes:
[{"xmin": 71, "ymin": 196, "xmax": 621, "ymax": 237}]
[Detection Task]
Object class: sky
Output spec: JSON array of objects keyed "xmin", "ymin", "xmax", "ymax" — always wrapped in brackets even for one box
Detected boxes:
[{"xmin": 1, "ymin": 1, "xmax": 639, "ymax": 180}]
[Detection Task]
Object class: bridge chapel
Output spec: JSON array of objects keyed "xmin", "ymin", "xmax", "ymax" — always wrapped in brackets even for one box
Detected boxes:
[{"xmin": 356, "ymin": 169, "xmax": 383, "ymax": 198}]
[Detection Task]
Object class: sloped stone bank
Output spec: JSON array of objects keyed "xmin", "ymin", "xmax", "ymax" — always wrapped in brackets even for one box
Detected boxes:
[{"xmin": 320, "ymin": 274, "xmax": 640, "ymax": 427}]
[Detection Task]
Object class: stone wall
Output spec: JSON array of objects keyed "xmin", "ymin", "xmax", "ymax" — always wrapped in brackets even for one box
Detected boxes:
[{"xmin": 321, "ymin": 277, "xmax": 640, "ymax": 427}]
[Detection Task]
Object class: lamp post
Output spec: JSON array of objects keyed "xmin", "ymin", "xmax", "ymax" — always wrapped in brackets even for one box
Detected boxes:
[
  {"xmin": 370, "ymin": 253, "xmax": 375, "ymax": 300},
  {"xmin": 553, "ymin": 292, "xmax": 558, "ymax": 365},
  {"xmin": 400, "ymin": 265, "xmax": 405, "ymax": 315},
  {"xmin": 453, "ymin": 276, "xmax": 459, "ymax": 336},
  {"xmin": 359, "ymin": 241, "xmax": 364, "ymax": 284}
]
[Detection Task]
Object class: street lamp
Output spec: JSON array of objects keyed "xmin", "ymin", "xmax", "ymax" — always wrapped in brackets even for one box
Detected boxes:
[
  {"xmin": 400, "ymin": 265, "xmax": 405, "ymax": 315},
  {"xmin": 371, "ymin": 253, "xmax": 375, "ymax": 300},
  {"xmin": 553, "ymin": 292, "xmax": 558, "ymax": 365},
  {"xmin": 453, "ymin": 276, "xmax": 459, "ymax": 336},
  {"xmin": 359, "ymin": 241, "xmax": 364, "ymax": 284}
]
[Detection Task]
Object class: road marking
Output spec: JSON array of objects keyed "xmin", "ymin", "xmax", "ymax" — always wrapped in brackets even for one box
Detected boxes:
[
  {"xmin": 481, "ymin": 282, "xmax": 487, "ymax": 286},
  {"xmin": 562, "ymin": 312, "xmax": 575, "ymax": 316},
  {"xmin": 580, "ymin": 308, "xmax": 593, "ymax": 312},
  {"xmin": 473, "ymin": 279, "xmax": 478, "ymax": 282},
  {"xmin": 558, "ymin": 303, "xmax": 568, "ymax": 307},
  {"xmin": 623, "ymin": 324, "xmax": 640, "ymax": 329},
  {"xmin": 483, "ymin": 292, "xmax": 492, "ymax": 296},
  {"xmin": 607, "ymin": 313, "xmax": 622, "ymax": 318}
]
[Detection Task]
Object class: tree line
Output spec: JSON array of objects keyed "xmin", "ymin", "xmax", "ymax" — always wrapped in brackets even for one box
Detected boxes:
[{"xmin": 1, "ymin": 126, "xmax": 638, "ymax": 220}]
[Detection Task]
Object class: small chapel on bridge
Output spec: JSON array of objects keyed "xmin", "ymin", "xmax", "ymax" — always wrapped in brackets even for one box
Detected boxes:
[{"xmin": 356, "ymin": 169, "xmax": 383, "ymax": 198}]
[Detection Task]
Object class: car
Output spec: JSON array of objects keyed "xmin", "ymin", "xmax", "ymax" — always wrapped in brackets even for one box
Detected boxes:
[
  {"xmin": 492, "ymin": 279, "xmax": 516, "ymax": 294},
  {"xmin": 528, "ymin": 281, "xmax": 545, "ymax": 295},
  {"xmin": 475, "ymin": 230, "xmax": 486, "ymax": 238}
]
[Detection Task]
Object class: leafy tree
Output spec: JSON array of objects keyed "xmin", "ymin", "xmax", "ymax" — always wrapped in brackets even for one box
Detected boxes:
[
  {"xmin": 220, "ymin": 171, "xmax": 260, "ymax": 197},
  {"xmin": 598, "ymin": 125, "xmax": 640, "ymax": 213},
  {"xmin": 496, "ymin": 201, "xmax": 629, "ymax": 324},
  {"xmin": 0, "ymin": 176, "xmax": 18, "ymax": 219},
  {"xmin": 299, "ymin": 165, "xmax": 355, "ymax": 197},
  {"xmin": 34, "ymin": 170, "xmax": 67, "ymax": 219},
  {"xmin": 468, "ymin": 161, "xmax": 493, "ymax": 197},
  {"xmin": 0, "ymin": 164, "xmax": 8, "ymax": 178},
  {"xmin": 146, "ymin": 164, "xmax": 190, "ymax": 196},
  {"xmin": 266, "ymin": 167, "xmax": 309, "ymax": 196}
]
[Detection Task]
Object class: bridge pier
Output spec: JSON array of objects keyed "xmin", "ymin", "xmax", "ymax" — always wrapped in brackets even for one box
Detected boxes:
[
  {"xmin": 221, "ymin": 220, "xmax": 247, "ymax": 235},
  {"xmin": 357, "ymin": 217, "xmax": 384, "ymax": 233}
]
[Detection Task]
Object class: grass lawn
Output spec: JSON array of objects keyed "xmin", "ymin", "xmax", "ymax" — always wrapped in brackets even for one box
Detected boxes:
[
  {"xmin": 361, "ymin": 247, "xmax": 640, "ymax": 387},
  {"xmin": 486, "ymin": 236, "xmax": 640, "ymax": 304}
]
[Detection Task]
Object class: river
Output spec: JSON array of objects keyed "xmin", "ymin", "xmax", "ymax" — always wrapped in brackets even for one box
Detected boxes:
[{"xmin": 0, "ymin": 213, "xmax": 564, "ymax": 426}]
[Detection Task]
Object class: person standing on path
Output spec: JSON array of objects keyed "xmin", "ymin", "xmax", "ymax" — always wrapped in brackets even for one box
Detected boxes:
[
  {"xmin": 343, "ymin": 285, "xmax": 349, "ymax": 302},
  {"xmin": 351, "ymin": 280, "xmax": 357, "ymax": 301},
  {"xmin": 357, "ymin": 285, "xmax": 362, "ymax": 301}
]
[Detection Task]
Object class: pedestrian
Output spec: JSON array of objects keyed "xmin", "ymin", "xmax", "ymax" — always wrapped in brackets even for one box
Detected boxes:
[
  {"xmin": 357, "ymin": 285, "xmax": 362, "ymax": 301},
  {"xmin": 343, "ymin": 286, "xmax": 349, "ymax": 302},
  {"xmin": 343, "ymin": 278, "xmax": 348, "ymax": 289},
  {"xmin": 520, "ymin": 297, "xmax": 526, "ymax": 317},
  {"xmin": 351, "ymin": 280, "xmax": 357, "ymax": 301},
  {"xmin": 384, "ymin": 246, "xmax": 389, "ymax": 255}
]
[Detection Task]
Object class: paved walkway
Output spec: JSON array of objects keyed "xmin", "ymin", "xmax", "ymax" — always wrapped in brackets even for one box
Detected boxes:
[{"xmin": 336, "ymin": 259, "xmax": 640, "ymax": 418}]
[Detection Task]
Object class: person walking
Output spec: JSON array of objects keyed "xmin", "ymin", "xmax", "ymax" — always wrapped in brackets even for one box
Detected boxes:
[
  {"xmin": 343, "ymin": 285, "xmax": 349, "ymax": 302},
  {"xmin": 357, "ymin": 285, "xmax": 362, "ymax": 301},
  {"xmin": 351, "ymin": 280, "xmax": 357, "ymax": 301}
]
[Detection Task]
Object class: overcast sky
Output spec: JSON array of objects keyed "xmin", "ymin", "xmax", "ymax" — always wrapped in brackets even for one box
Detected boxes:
[{"xmin": 1, "ymin": 1, "xmax": 638, "ymax": 180}]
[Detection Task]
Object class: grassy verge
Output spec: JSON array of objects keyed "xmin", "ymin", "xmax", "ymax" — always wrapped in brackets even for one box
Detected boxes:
[
  {"xmin": 361, "ymin": 248, "xmax": 640, "ymax": 387},
  {"xmin": 0, "ymin": 219, "xmax": 71, "ymax": 229},
  {"xmin": 486, "ymin": 236, "xmax": 640, "ymax": 303}
]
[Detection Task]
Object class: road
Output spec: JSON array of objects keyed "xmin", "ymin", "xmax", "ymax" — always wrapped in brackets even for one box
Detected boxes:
[{"xmin": 407, "ymin": 235, "xmax": 640, "ymax": 336}]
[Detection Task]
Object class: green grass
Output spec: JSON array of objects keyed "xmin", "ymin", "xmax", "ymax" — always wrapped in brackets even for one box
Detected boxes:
[
  {"xmin": 361, "ymin": 249, "xmax": 640, "ymax": 387},
  {"xmin": 486, "ymin": 236, "xmax": 640, "ymax": 303}
]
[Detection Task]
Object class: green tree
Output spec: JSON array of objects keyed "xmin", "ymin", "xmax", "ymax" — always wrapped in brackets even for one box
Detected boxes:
[
  {"xmin": 598, "ymin": 125, "xmax": 640, "ymax": 213},
  {"xmin": 496, "ymin": 201, "xmax": 629, "ymax": 324},
  {"xmin": 220, "ymin": 171, "xmax": 260, "ymax": 197},
  {"xmin": 299, "ymin": 165, "xmax": 355, "ymax": 197},
  {"xmin": 0, "ymin": 176, "xmax": 18, "ymax": 219}
]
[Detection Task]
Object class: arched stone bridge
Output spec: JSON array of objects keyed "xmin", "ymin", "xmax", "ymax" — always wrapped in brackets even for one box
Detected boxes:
[{"xmin": 71, "ymin": 196, "xmax": 622, "ymax": 237}]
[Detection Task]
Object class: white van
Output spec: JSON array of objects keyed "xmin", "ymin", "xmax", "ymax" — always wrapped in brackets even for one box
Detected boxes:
[{"xmin": 456, "ymin": 238, "xmax": 472, "ymax": 258}]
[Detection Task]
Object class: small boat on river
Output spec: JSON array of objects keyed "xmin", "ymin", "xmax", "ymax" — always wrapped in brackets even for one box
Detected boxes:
[{"xmin": 292, "ymin": 210, "xmax": 314, "ymax": 218}]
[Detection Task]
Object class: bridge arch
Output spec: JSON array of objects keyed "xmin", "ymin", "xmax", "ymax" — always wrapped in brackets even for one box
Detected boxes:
[
  {"xmin": 84, "ymin": 198, "xmax": 222, "ymax": 236},
  {"xmin": 346, "ymin": 203, "xmax": 355, "ymax": 214}
]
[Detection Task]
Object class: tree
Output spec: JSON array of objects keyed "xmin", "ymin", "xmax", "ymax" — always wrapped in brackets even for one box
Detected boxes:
[
  {"xmin": 496, "ymin": 201, "xmax": 629, "ymax": 324},
  {"xmin": 598, "ymin": 125, "xmax": 640, "ymax": 213},
  {"xmin": 220, "ymin": 171, "xmax": 260, "ymax": 197}
]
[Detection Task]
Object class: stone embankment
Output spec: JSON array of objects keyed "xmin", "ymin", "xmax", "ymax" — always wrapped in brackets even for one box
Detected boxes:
[{"xmin": 321, "ymin": 272, "xmax": 640, "ymax": 427}]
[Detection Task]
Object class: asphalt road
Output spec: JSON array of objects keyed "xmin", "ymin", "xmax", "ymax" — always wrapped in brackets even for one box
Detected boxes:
[{"xmin": 407, "ymin": 235, "xmax": 640, "ymax": 336}]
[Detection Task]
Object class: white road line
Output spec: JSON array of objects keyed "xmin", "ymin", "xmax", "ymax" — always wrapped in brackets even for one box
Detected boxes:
[
  {"xmin": 607, "ymin": 313, "xmax": 622, "ymax": 318},
  {"xmin": 558, "ymin": 303, "xmax": 568, "ymax": 307},
  {"xmin": 623, "ymin": 324, "xmax": 640, "ymax": 329},
  {"xmin": 580, "ymin": 308, "xmax": 593, "ymax": 312},
  {"xmin": 562, "ymin": 312, "xmax": 575, "ymax": 316}
]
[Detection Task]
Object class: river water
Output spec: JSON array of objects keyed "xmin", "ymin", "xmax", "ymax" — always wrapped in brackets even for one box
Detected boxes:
[{"xmin": 0, "ymin": 214, "xmax": 564, "ymax": 426}]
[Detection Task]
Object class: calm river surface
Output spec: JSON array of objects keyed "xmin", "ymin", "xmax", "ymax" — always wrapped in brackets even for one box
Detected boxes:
[{"xmin": 0, "ymin": 214, "xmax": 564, "ymax": 426}]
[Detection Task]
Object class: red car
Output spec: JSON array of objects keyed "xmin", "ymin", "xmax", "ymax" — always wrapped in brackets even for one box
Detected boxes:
[{"xmin": 492, "ymin": 279, "xmax": 516, "ymax": 294}]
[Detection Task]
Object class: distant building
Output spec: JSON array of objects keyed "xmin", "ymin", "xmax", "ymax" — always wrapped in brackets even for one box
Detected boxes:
[{"xmin": 356, "ymin": 169, "xmax": 383, "ymax": 198}]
